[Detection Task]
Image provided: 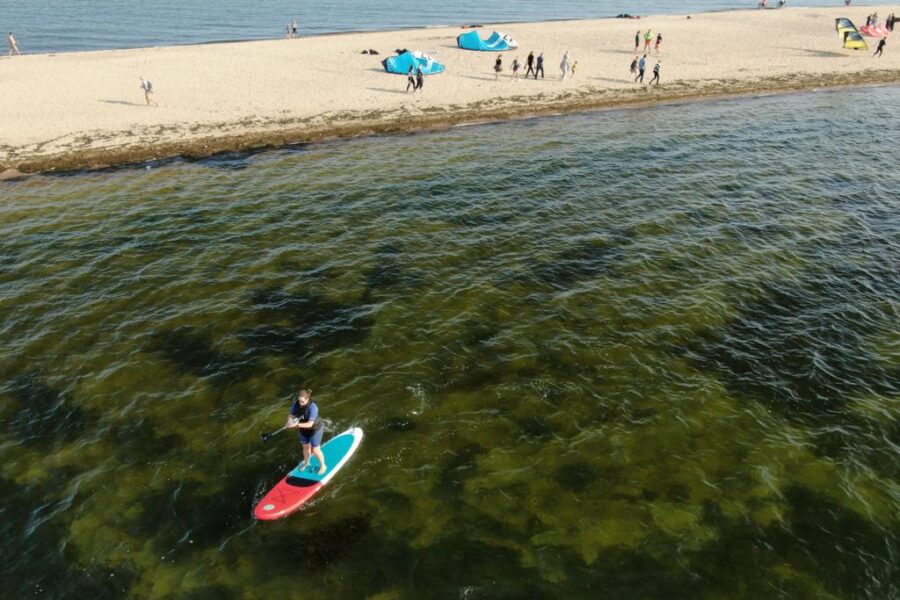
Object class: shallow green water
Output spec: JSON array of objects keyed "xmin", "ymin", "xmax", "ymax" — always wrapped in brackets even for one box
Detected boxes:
[{"xmin": 1, "ymin": 88, "xmax": 898, "ymax": 599}]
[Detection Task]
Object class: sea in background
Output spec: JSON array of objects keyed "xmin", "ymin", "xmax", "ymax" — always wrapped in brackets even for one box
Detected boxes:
[
  {"xmin": 1, "ymin": 85, "xmax": 898, "ymax": 598},
  {"xmin": 0, "ymin": 0, "xmax": 886, "ymax": 54}
]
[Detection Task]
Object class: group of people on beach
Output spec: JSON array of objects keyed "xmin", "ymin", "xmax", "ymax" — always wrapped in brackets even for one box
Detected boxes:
[
  {"xmin": 866, "ymin": 12, "xmax": 897, "ymax": 30},
  {"xmin": 406, "ymin": 66, "xmax": 425, "ymax": 92},
  {"xmin": 630, "ymin": 54, "xmax": 661, "ymax": 85},
  {"xmin": 634, "ymin": 30, "xmax": 662, "ymax": 55},
  {"xmin": 492, "ymin": 50, "xmax": 576, "ymax": 81}
]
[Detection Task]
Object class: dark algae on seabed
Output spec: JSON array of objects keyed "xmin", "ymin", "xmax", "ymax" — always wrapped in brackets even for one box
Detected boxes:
[{"xmin": 1, "ymin": 87, "xmax": 898, "ymax": 598}]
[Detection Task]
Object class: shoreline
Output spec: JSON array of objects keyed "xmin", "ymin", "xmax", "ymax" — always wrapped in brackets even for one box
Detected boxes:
[
  {"xmin": 7, "ymin": 74, "xmax": 900, "ymax": 177},
  {"xmin": 2, "ymin": 7, "xmax": 899, "ymax": 177}
]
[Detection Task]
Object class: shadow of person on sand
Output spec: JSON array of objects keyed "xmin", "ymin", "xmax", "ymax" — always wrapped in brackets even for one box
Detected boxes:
[
  {"xmin": 99, "ymin": 99, "xmax": 146, "ymax": 106},
  {"xmin": 780, "ymin": 47, "xmax": 848, "ymax": 58},
  {"xmin": 593, "ymin": 77, "xmax": 633, "ymax": 84},
  {"xmin": 365, "ymin": 87, "xmax": 410, "ymax": 94},
  {"xmin": 595, "ymin": 49, "xmax": 640, "ymax": 55}
]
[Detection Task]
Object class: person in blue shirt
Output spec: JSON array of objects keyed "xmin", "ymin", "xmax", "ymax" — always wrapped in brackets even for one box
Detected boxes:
[
  {"xmin": 286, "ymin": 389, "xmax": 327, "ymax": 474},
  {"xmin": 635, "ymin": 55, "xmax": 647, "ymax": 83}
]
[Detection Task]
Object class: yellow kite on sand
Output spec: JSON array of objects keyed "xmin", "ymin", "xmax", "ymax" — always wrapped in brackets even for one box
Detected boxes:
[{"xmin": 835, "ymin": 18, "xmax": 869, "ymax": 50}]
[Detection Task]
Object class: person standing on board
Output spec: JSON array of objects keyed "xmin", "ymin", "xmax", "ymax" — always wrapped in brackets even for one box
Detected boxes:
[
  {"xmin": 873, "ymin": 37, "xmax": 886, "ymax": 57},
  {"xmin": 139, "ymin": 76, "xmax": 157, "ymax": 106},
  {"xmin": 525, "ymin": 51, "xmax": 535, "ymax": 78},
  {"xmin": 415, "ymin": 66, "xmax": 424, "ymax": 91},
  {"xmin": 7, "ymin": 32, "xmax": 21, "ymax": 56},
  {"xmin": 535, "ymin": 52, "xmax": 544, "ymax": 79},
  {"xmin": 286, "ymin": 389, "xmax": 327, "ymax": 474}
]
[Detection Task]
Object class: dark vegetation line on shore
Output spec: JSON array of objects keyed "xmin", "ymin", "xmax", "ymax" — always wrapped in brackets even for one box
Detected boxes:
[{"xmin": 4, "ymin": 70, "xmax": 900, "ymax": 179}]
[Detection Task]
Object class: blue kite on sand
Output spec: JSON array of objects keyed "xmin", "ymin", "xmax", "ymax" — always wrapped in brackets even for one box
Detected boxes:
[
  {"xmin": 381, "ymin": 51, "xmax": 446, "ymax": 75},
  {"xmin": 456, "ymin": 30, "xmax": 518, "ymax": 51}
]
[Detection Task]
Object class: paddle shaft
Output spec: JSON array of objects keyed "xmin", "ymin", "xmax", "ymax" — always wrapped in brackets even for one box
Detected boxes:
[{"xmin": 261, "ymin": 425, "xmax": 289, "ymax": 443}]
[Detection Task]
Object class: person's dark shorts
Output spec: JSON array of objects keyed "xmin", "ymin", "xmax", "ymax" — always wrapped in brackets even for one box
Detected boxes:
[{"xmin": 300, "ymin": 427, "xmax": 324, "ymax": 447}]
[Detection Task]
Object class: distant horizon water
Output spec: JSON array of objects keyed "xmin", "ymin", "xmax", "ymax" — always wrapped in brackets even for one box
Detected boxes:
[{"xmin": 1, "ymin": 0, "xmax": 884, "ymax": 54}]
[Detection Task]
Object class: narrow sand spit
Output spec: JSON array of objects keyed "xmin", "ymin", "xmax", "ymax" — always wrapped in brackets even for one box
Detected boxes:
[{"xmin": 1, "ymin": 7, "xmax": 898, "ymax": 173}]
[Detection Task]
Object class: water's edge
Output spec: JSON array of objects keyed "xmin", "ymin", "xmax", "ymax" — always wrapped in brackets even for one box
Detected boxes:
[{"xmin": 7, "ymin": 71, "xmax": 900, "ymax": 178}]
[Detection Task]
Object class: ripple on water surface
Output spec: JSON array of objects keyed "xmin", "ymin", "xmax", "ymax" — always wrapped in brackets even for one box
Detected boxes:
[{"xmin": 1, "ymin": 87, "xmax": 898, "ymax": 598}]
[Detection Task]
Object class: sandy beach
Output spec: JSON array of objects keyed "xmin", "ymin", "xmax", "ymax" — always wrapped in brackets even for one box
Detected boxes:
[{"xmin": 1, "ymin": 6, "xmax": 898, "ymax": 174}]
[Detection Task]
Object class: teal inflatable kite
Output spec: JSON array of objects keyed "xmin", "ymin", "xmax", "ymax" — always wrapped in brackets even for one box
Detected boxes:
[
  {"xmin": 456, "ymin": 30, "xmax": 518, "ymax": 51},
  {"xmin": 381, "ymin": 51, "xmax": 446, "ymax": 75}
]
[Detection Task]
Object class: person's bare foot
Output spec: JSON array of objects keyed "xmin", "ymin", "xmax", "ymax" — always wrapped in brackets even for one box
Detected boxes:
[
  {"xmin": 298, "ymin": 461, "xmax": 309, "ymax": 471},
  {"xmin": 318, "ymin": 464, "xmax": 327, "ymax": 475}
]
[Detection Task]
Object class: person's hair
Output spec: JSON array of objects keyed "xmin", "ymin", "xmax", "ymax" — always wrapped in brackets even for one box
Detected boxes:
[{"xmin": 298, "ymin": 388, "xmax": 312, "ymax": 399}]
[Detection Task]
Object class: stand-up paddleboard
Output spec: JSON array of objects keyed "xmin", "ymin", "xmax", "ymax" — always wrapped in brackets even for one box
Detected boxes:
[{"xmin": 254, "ymin": 427, "xmax": 363, "ymax": 521}]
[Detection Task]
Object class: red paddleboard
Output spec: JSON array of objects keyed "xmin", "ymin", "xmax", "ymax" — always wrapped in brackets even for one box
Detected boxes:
[{"xmin": 254, "ymin": 427, "xmax": 363, "ymax": 521}]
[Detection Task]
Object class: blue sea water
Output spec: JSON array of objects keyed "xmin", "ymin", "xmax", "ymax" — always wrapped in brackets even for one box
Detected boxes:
[{"xmin": 0, "ymin": 0, "xmax": 884, "ymax": 54}]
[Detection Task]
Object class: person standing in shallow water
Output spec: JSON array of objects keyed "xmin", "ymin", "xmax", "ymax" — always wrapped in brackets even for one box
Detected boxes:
[{"xmin": 286, "ymin": 389, "xmax": 327, "ymax": 474}]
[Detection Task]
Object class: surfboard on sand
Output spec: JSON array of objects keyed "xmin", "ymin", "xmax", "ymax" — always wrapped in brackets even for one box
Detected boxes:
[{"xmin": 254, "ymin": 427, "xmax": 363, "ymax": 521}]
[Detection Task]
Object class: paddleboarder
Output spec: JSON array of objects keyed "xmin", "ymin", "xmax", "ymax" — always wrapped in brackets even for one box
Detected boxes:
[{"xmin": 286, "ymin": 389, "xmax": 327, "ymax": 474}]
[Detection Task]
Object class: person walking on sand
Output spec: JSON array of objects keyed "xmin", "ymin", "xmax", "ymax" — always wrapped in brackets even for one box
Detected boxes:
[
  {"xmin": 644, "ymin": 30, "xmax": 653, "ymax": 52},
  {"xmin": 525, "ymin": 51, "xmax": 535, "ymax": 78},
  {"xmin": 560, "ymin": 50, "xmax": 571, "ymax": 81},
  {"xmin": 630, "ymin": 55, "xmax": 639, "ymax": 78},
  {"xmin": 7, "ymin": 32, "xmax": 21, "ymax": 56},
  {"xmin": 285, "ymin": 389, "xmax": 328, "ymax": 475},
  {"xmin": 139, "ymin": 76, "xmax": 157, "ymax": 106},
  {"xmin": 634, "ymin": 30, "xmax": 641, "ymax": 52},
  {"xmin": 571, "ymin": 60, "xmax": 578, "ymax": 78},
  {"xmin": 494, "ymin": 55, "xmax": 503, "ymax": 80},
  {"xmin": 406, "ymin": 66, "xmax": 417, "ymax": 92},
  {"xmin": 415, "ymin": 66, "xmax": 424, "ymax": 91},
  {"xmin": 512, "ymin": 56, "xmax": 521, "ymax": 80},
  {"xmin": 535, "ymin": 52, "xmax": 544, "ymax": 79},
  {"xmin": 649, "ymin": 60, "xmax": 661, "ymax": 85},
  {"xmin": 635, "ymin": 55, "xmax": 646, "ymax": 83},
  {"xmin": 655, "ymin": 33, "xmax": 662, "ymax": 55},
  {"xmin": 873, "ymin": 38, "xmax": 886, "ymax": 57}
]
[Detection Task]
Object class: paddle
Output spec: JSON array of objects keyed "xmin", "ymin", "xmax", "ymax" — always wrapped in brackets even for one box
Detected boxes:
[
  {"xmin": 261, "ymin": 417, "xmax": 300, "ymax": 443},
  {"xmin": 260, "ymin": 426, "xmax": 288, "ymax": 443}
]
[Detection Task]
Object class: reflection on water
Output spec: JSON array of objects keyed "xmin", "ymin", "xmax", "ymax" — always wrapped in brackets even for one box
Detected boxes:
[{"xmin": 1, "ymin": 86, "xmax": 898, "ymax": 598}]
